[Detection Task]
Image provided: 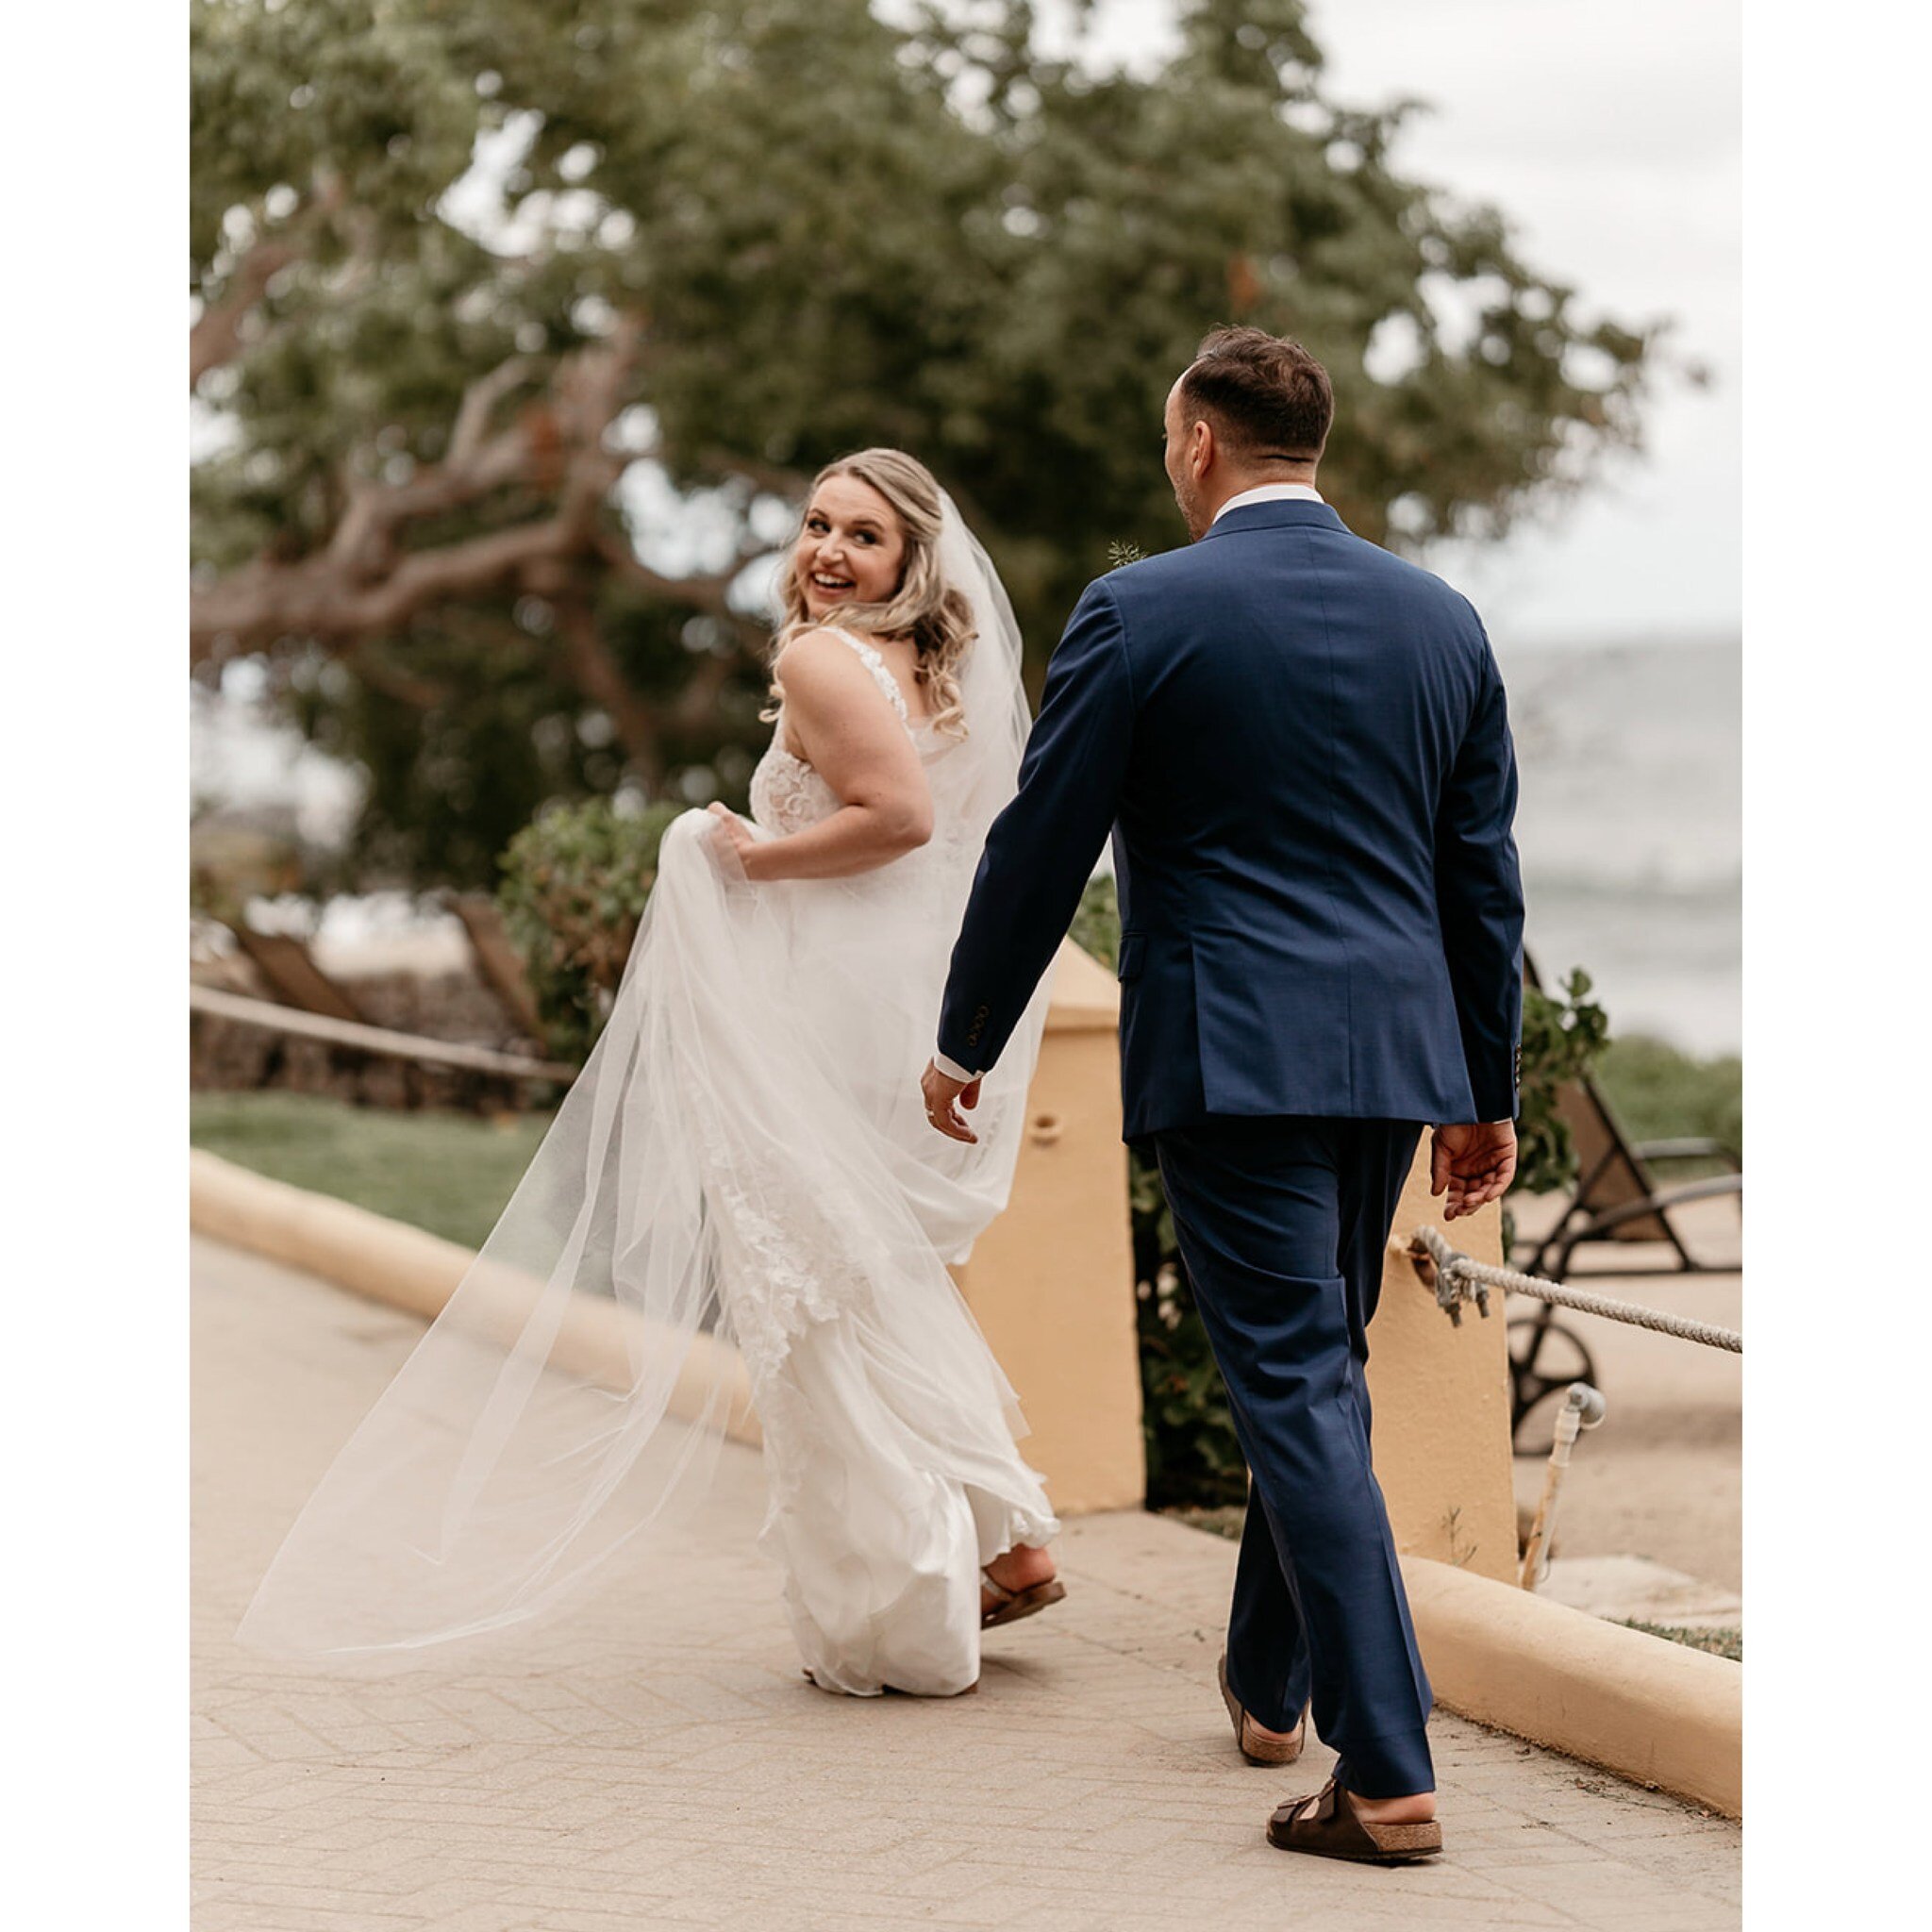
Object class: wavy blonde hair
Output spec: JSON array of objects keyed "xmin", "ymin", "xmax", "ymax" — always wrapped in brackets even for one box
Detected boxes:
[{"xmin": 766, "ymin": 447, "xmax": 975, "ymax": 740}]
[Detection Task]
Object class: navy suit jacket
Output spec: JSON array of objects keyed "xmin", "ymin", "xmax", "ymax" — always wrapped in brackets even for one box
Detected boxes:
[{"xmin": 937, "ymin": 498, "xmax": 1525, "ymax": 1141}]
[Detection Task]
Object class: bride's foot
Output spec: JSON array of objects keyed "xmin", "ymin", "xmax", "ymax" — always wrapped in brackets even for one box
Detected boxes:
[
  {"xmin": 981, "ymin": 1543, "xmax": 1063, "ymax": 1625},
  {"xmin": 983, "ymin": 1542, "xmax": 1056, "ymax": 1601}
]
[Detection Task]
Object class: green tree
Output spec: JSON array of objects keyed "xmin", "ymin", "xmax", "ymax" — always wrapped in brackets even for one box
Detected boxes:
[{"xmin": 192, "ymin": 0, "xmax": 1659, "ymax": 886}]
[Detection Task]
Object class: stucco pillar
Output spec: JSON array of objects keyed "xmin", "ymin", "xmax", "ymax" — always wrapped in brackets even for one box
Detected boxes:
[
  {"xmin": 953, "ymin": 941, "xmax": 1145, "ymax": 1514},
  {"xmin": 1368, "ymin": 1164, "xmax": 1518, "ymax": 1586}
]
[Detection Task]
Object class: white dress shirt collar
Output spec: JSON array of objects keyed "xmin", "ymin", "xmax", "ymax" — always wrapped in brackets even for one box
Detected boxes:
[{"xmin": 1212, "ymin": 482, "xmax": 1324, "ymax": 524}]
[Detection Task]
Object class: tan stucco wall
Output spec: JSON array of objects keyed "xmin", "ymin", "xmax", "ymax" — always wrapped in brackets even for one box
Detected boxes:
[
  {"xmin": 1369, "ymin": 1165, "xmax": 1519, "ymax": 1586},
  {"xmin": 953, "ymin": 941, "xmax": 1145, "ymax": 1515}
]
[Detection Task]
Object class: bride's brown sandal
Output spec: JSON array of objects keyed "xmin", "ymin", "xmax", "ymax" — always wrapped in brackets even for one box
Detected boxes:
[
  {"xmin": 1218, "ymin": 1654, "xmax": 1306, "ymax": 1766},
  {"xmin": 1267, "ymin": 1778, "xmax": 1442, "ymax": 1864},
  {"xmin": 979, "ymin": 1569, "xmax": 1066, "ymax": 1629}
]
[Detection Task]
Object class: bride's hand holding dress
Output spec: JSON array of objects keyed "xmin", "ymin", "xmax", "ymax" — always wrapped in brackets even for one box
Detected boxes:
[{"xmin": 706, "ymin": 624, "xmax": 935, "ymax": 884}]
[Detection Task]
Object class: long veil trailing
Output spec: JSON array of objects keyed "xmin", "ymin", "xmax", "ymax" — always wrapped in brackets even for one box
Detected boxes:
[{"xmin": 235, "ymin": 496, "xmax": 1055, "ymax": 1667}]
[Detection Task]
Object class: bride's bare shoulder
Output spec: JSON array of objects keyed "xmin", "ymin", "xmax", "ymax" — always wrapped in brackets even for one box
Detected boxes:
[
  {"xmin": 774, "ymin": 625, "xmax": 863, "ymax": 674},
  {"xmin": 772, "ymin": 628, "xmax": 879, "ymax": 707}
]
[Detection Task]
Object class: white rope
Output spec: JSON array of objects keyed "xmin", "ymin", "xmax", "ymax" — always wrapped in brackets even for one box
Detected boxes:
[{"xmin": 1406, "ymin": 1224, "xmax": 1742, "ymax": 1354}]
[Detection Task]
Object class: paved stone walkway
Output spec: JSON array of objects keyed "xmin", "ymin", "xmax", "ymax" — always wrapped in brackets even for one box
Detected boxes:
[{"xmin": 192, "ymin": 1236, "xmax": 1741, "ymax": 1931}]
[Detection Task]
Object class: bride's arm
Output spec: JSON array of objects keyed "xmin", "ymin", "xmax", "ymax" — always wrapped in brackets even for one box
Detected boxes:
[{"xmin": 726, "ymin": 631, "xmax": 934, "ymax": 881}]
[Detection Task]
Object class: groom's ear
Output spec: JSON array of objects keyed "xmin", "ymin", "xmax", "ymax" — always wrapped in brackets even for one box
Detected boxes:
[{"xmin": 1186, "ymin": 413, "xmax": 1216, "ymax": 475}]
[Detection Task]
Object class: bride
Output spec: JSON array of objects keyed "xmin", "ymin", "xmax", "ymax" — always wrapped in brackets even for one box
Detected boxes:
[{"xmin": 237, "ymin": 448, "xmax": 1063, "ymax": 1699}]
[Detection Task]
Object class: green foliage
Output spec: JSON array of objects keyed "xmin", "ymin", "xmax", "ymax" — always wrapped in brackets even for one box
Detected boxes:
[
  {"xmin": 494, "ymin": 794, "xmax": 687, "ymax": 1061},
  {"xmin": 1068, "ymin": 871, "xmax": 1124, "ymax": 972},
  {"xmin": 190, "ymin": 1090, "xmax": 552, "ymax": 1251},
  {"xmin": 192, "ymin": 0, "xmax": 1659, "ymax": 890},
  {"xmin": 1137, "ymin": 1190, "xmax": 1251, "ymax": 1511},
  {"xmin": 1617, "ymin": 1620, "xmax": 1742, "ymax": 1663},
  {"xmin": 1515, "ymin": 968, "xmax": 1613, "ymax": 1196},
  {"xmin": 1597, "ymin": 1035, "xmax": 1742, "ymax": 1166}
]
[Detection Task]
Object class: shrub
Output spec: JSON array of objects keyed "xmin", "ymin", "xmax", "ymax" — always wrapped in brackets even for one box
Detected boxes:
[
  {"xmin": 496, "ymin": 796, "xmax": 687, "ymax": 1063},
  {"xmin": 1516, "ymin": 968, "xmax": 1612, "ymax": 1197}
]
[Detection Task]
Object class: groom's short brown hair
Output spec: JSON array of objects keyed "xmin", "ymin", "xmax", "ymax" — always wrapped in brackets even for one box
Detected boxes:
[{"xmin": 1178, "ymin": 326, "xmax": 1333, "ymax": 462}]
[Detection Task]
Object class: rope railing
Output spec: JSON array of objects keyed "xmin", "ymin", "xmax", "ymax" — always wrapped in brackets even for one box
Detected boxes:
[
  {"xmin": 189, "ymin": 984, "xmax": 576, "ymax": 1083},
  {"xmin": 1405, "ymin": 1224, "xmax": 1742, "ymax": 1354}
]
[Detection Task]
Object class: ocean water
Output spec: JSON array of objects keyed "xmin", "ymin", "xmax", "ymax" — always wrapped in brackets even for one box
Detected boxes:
[{"xmin": 1497, "ymin": 636, "xmax": 1740, "ymax": 1057}]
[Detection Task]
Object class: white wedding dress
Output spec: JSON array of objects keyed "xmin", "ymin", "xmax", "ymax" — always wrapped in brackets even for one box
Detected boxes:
[
  {"xmin": 736, "ymin": 631, "xmax": 1058, "ymax": 1693},
  {"xmin": 238, "ymin": 519, "xmax": 1058, "ymax": 1698}
]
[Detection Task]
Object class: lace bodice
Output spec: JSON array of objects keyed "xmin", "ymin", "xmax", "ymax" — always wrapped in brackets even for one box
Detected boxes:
[{"xmin": 748, "ymin": 628, "xmax": 926, "ymax": 837}]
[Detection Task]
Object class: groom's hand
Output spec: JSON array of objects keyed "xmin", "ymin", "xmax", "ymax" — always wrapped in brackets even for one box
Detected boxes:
[
  {"xmin": 921, "ymin": 1060, "xmax": 982, "ymax": 1143},
  {"xmin": 1430, "ymin": 1121, "xmax": 1518, "ymax": 1221}
]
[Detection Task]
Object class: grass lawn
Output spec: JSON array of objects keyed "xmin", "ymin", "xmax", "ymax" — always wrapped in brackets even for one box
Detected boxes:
[
  {"xmin": 1618, "ymin": 1620, "xmax": 1742, "ymax": 1662},
  {"xmin": 1595, "ymin": 1037, "xmax": 1742, "ymax": 1165},
  {"xmin": 191, "ymin": 1091, "xmax": 556, "ymax": 1251}
]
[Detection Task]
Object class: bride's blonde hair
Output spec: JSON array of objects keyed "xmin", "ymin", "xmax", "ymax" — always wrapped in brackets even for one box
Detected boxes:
[{"xmin": 768, "ymin": 447, "xmax": 975, "ymax": 741}]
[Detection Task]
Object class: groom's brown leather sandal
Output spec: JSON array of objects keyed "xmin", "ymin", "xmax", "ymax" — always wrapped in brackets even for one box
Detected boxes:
[
  {"xmin": 1219, "ymin": 1654, "xmax": 1307, "ymax": 1765},
  {"xmin": 980, "ymin": 1571, "xmax": 1066, "ymax": 1629},
  {"xmin": 1267, "ymin": 1778, "xmax": 1442, "ymax": 1863}
]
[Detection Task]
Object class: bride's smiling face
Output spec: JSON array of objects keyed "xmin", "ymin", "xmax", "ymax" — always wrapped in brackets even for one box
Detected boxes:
[{"xmin": 793, "ymin": 475, "xmax": 908, "ymax": 617}]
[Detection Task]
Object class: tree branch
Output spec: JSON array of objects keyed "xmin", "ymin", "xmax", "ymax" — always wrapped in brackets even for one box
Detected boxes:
[
  {"xmin": 192, "ymin": 320, "xmax": 647, "ymax": 661},
  {"xmin": 670, "ymin": 647, "xmax": 755, "ymax": 734},
  {"xmin": 190, "ymin": 236, "xmax": 300, "ymax": 388},
  {"xmin": 193, "ymin": 513, "xmax": 586, "ymax": 658},
  {"xmin": 591, "ymin": 533, "xmax": 742, "ymax": 619},
  {"xmin": 448, "ymin": 356, "xmax": 539, "ymax": 465},
  {"xmin": 552, "ymin": 594, "xmax": 665, "ymax": 783},
  {"xmin": 691, "ymin": 447, "xmax": 813, "ymax": 501},
  {"xmin": 190, "ymin": 175, "xmax": 349, "ymax": 390},
  {"xmin": 343, "ymin": 642, "xmax": 453, "ymax": 710}
]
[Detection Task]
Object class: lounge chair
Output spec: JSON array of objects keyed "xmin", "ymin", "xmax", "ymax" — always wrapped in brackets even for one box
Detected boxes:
[
  {"xmin": 222, "ymin": 924, "xmax": 371, "ymax": 1024},
  {"xmin": 1521, "ymin": 1074, "xmax": 1742, "ymax": 1283},
  {"xmin": 214, "ymin": 915, "xmax": 434, "ymax": 1105},
  {"xmin": 1509, "ymin": 958, "xmax": 1742, "ymax": 1451},
  {"xmin": 447, "ymin": 892, "xmax": 549, "ymax": 1044}
]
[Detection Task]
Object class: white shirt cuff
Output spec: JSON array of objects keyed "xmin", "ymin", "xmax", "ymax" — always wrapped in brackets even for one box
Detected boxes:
[{"xmin": 932, "ymin": 1050, "xmax": 981, "ymax": 1084}]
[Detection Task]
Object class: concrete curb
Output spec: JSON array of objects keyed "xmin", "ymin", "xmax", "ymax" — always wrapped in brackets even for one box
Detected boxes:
[
  {"xmin": 1404, "ymin": 1555, "xmax": 1740, "ymax": 1816},
  {"xmin": 191, "ymin": 1149, "xmax": 473, "ymax": 1324},
  {"xmin": 188, "ymin": 1148, "xmax": 760, "ymax": 1445},
  {"xmin": 191, "ymin": 1148, "xmax": 1740, "ymax": 1817}
]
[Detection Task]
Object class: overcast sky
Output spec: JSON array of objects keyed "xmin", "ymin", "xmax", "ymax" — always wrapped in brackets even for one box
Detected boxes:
[{"xmin": 1045, "ymin": 0, "xmax": 1741, "ymax": 650}]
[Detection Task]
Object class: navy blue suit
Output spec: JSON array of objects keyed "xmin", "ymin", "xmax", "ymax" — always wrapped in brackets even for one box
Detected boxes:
[{"xmin": 938, "ymin": 497, "xmax": 1524, "ymax": 1796}]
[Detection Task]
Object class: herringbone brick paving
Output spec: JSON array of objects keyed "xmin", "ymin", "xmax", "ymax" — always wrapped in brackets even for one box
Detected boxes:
[{"xmin": 192, "ymin": 1235, "xmax": 1740, "ymax": 1930}]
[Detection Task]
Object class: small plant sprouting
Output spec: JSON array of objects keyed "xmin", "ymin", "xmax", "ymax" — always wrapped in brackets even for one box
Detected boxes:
[{"xmin": 1442, "ymin": 1504, "xmax": 1477, "ymax": 1570}]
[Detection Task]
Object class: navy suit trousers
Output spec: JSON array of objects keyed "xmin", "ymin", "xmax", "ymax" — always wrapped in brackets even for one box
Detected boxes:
[{"xmin": 1152, "ymin": 1116, "xmax": 1435, "ymax": 1798}]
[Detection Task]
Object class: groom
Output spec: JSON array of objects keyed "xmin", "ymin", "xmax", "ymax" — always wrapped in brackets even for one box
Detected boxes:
[{"xmin": 921, "ymin": 326, "xmax": 1524, "ymax": 1859}]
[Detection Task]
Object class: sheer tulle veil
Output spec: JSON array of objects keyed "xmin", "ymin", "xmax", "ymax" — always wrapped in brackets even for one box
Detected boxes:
[{"xmin": 234, "ymin": 492, "xmax": 1054, "ymax": 1664}]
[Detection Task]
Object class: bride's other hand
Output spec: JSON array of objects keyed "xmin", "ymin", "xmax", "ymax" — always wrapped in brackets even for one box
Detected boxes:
[
  {"xmin": 920, "ymin": 1060, "xmax": 981, "ymax": 1143},
  {"xmin": 706, "ymin": 801, "xmax": 759, "ymax": 882}
]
